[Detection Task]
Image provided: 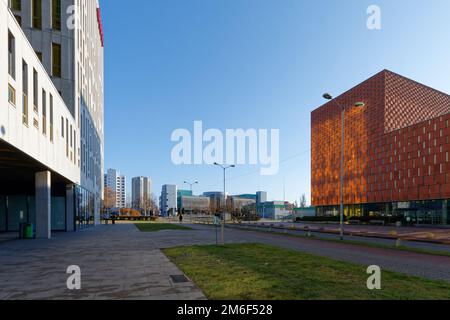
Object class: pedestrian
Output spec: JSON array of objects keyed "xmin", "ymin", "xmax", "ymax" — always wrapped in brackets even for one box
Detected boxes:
[{"xmin": 179, "ymin": 213, "xmax": 183, "ymax": 223}]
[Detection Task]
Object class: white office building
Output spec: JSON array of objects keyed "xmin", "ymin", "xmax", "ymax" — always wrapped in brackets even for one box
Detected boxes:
[
  {"xmin": 105, "ymin": 169, "xmax": 126, "ymax": 208},
  {"xmin": 180, "ymin": 196, "xmax": 210, "ymax": 214},
  {"xmin": 0, "ymin": 0, "xmax": 104, "ymax": 237},
  {"xmin": 160, "ymin": 185, "xmax": 177, "ymax": 217},
  {"xmin": 131, "ymin": 176, "xmax": 152, "ymax": 209}
]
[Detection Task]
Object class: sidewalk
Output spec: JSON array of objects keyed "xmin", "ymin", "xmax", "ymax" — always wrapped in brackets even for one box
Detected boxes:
[
  {"xmin": 0, "ymin": 225, "xmax": 206, "ymax": 300},
  {"xmin": 240, "ymin": 221, "xmax": 450, "ymax": 245}
]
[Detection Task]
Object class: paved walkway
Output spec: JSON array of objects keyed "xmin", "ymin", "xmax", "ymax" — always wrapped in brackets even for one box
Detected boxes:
[
  {"xmin": 0, "ymin": 224, "xmax": 206, "ymax": 300},
  {"xmin": 244, "ymin": 221, "xmax": 450, "ymax": 244},
  {"xmin": 1, "ymin": 223, "xmax": 450, "ymax": 300}
]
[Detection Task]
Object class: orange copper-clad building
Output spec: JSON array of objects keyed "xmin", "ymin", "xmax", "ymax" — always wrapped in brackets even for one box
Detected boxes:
[{"xmin": 311, "ymin": 70, "xmax": 450, "ymax": 225}]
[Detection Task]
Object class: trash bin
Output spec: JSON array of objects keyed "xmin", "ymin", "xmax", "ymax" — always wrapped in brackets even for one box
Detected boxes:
[{"xmin": 25, "ymin": 223, "xmax": 35, "ymax": 239}]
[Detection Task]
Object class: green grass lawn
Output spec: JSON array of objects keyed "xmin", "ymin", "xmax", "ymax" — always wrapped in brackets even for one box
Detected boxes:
[
  {"xmin": 163, "ymin": 243, "xmax": 450, "ymax": 300},
  {"xmin": 135, "ymin": 223, "xmax": 192, "ymax": 232}
]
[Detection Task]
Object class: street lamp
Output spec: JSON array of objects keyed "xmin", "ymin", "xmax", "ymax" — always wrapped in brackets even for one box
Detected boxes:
[
  {"xmin": 214, "ymin": 163, "xmax": 236, "ymax": 245},
  {"xmin": 323, "ymin": 93, "xmax": 365, "ymax": 240},
  {"xmin": 183, "ymin": 180, "xmax": 198, "ymax": 224}
]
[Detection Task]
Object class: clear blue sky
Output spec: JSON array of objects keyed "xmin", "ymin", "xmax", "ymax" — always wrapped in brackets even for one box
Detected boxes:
[{"xmin": 102, "ymin": 0, "xmax": 450, "ymax": 204}]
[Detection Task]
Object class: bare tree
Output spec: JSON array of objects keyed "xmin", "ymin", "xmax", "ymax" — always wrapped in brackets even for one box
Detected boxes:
[
  {"xmin": 143, "ymin": 193, "xmax": 159, "ymax": 216},
  {"xmin": 103, "ymin": 187, "xmax": 116, "ymax": 213},
  {"xmin": 300, "ymin": 194, "xmax": 307, "ymax": 208}
]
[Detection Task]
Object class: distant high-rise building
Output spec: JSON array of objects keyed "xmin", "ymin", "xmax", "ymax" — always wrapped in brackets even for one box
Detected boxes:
[
  {"xmin": 160, "ymin": 185, "xmax": 177, "ymax": 216},
  {"xmin": 256, "ymin": 191, "xmax": 268, "ymax": 216},
  {"xmin": 131, "ymin": 177, "xmax": 152, "ymax": 209},
  {"xmin": 105, "ymin": 169, "xmax": 126, "ymax": 208},
  {"xmin": 256, "ymin": 192, "xmax": 268, "ymax": 205}
]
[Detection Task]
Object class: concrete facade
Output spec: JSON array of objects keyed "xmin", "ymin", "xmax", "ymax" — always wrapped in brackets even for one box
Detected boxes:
[
  {"xmin": 1, "ymin": 0, "xmax": 104, "ymax": 234},
  {"xmin": 160, "ymin": 185, "xmax": 177, "ymax": 217},
  {"xmin": 131, "ymin": 176, "xmax": 152, "ymax": 209},
  {"xmin": 104, "ymin": 169, "xmax": 126, "ymax": 208}
]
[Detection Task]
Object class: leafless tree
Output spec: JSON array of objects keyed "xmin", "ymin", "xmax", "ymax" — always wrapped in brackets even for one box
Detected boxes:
[
  {"xmin": 103, "ymin": 187, "xmax": 116, "ymax": 213},
  {"xmin": 300, "ymin": 194, "xmax": 307, "ymax": 208}
]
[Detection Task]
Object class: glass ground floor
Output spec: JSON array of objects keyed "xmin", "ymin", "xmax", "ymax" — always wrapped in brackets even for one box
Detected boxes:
[
  {"xmin": 316, "ymin": 200, "xmax": 450, "ymax": 226},
  {"xmin": 0, "ymin": 186, "xmax": 98, "ymax": 233}
]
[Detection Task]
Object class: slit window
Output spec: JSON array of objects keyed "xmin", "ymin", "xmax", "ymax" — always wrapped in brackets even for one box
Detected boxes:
[
  {"xmin": 32, "ymin": 0, "xmax": 42, "ymax": 29},
  {"xmin": 52, "ymin": 0, "xmax": 61, "ymax": 31},
  {"xmin": 52, "ymin": 43, "xmax": 61, "ymax": 77},
  {"xmin": 8, "ymin": 31, "xmax": 15, "ymax": 79}
]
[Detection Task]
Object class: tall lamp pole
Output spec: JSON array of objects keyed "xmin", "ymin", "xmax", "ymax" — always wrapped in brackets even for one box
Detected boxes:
[
  {"xmin": 183, "ymin": 181, "xmax": 198, "ymax": 224},
  {"xmin": 323, "ymin": 93, "xmax": 365, "ymax": 241},
  {"xmin": 214, "ymin": 163, "xmax": 236, "ymax": 245}
]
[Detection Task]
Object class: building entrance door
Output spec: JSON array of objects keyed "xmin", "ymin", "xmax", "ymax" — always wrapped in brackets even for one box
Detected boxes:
[{"xmin": 7, "ymin": 196, "xmax": 28, "ymax": 232}]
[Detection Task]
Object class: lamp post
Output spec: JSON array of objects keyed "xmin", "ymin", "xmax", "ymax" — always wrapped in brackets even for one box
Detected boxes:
[
  {"xmin": 183, "ymin": 181, "xmax": 198, "ymax": 224},
  {"xmin": 323, "ymin": 93, "xmax": 365, "ymax": 241},
  {"xmin": 214, "ymin": 163, "xmax": 236, "ymax": 245}
]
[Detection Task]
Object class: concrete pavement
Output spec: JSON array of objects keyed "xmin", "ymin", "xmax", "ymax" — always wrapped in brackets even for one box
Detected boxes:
[{"xmin": 0, "ymin": 224, "xmax": 207, "ymax": 300}]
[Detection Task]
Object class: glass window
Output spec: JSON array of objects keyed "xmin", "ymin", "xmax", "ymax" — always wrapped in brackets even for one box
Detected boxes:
[
  {"xmin": 52, "ymin": 43, "xmax": 61, "ymax": 77},
  {"xmin": 10, "ymin": 0, "xmax": 21, "ymax": 10},
  {"xmin": 8, "ymin": 84, "xmax": 16, "ymax": 105},
  {"xmin": 42, "ymin": 89, "xmax": 46, "ymax": 135},
  {"xmin": 50, "ymin": 94, "xmax": 54, "ymax": 141},
  {"xmin": 52, "ymin": 0, "xmax": 61, "ymax": 30},
  {"xmin": 66, "ymin": 118, "xmax": 69, "ymax": 157},
  {"xmin": 32, "ymin": 0, "xmax": 42, "ymax": 29},
  {"xmin": 22, "ymin": 60, "xmax": 28, "ymax": 125},
  {"xmin": 33, "ymin": 69, "xmax": 38, "ymax": 112},
  {"xmin": 8, "ymin": 31, "xmax": 15, "ymax": 79},
  {"xmin": 14, "ymin": 15, "xmax": 21, "ymax": 26},
  {"xmin": 36, "ymin": 51, "xmax": 42, "ymax": 62}
]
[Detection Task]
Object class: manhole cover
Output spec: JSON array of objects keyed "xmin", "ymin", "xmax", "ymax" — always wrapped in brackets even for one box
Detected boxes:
[{"xmin": 170, "ymin": 275, "xmax": 189, "ymax": 283}]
